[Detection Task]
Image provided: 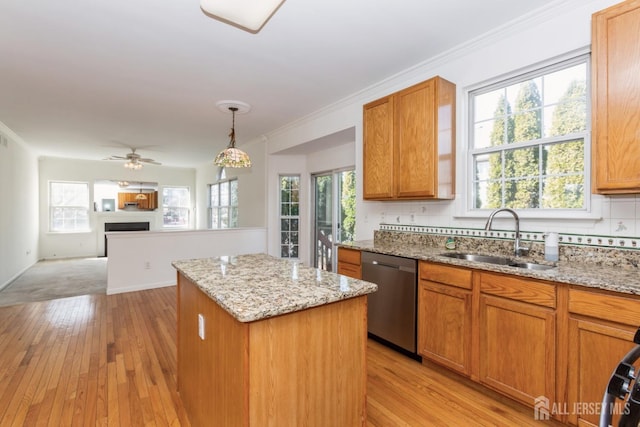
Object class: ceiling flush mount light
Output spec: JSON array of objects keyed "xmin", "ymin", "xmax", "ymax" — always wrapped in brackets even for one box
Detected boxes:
[
  {"xmin": 214, "ymin": 101, "xmax": 252, "ymax": 168},
  {"xmin": 200, "ymin": 0, "xmax": 285, "ymax": 33}
]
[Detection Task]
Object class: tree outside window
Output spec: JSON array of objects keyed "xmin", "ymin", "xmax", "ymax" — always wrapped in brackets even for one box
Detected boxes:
[{"xmin": 471, "ymin": 56, "xmax": 588, "ymax": 210}]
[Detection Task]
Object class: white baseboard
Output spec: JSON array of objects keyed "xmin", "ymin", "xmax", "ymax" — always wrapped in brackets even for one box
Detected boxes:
[
  {"xmin": 106, "ymin": 280, "xmax": 176, "ymax": 295},
  {"xmin": 0, "ymin": 260, "xmax": 39, "ymax": 292}
]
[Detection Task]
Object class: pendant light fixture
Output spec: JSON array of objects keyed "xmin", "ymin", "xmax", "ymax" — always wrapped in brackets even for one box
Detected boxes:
[
  {"xmin": 200, "ymin": 0, "xmax": 285, "ymax": 33},
  {"xmin": 214, "ymin": 102, "xmax": 252, "ymax": 168},
  {"xmin": 135, "ymin": 184, "xmax": 147, "ymax": 200}
]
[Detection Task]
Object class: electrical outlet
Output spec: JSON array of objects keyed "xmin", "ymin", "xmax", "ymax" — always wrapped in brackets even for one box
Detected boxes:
[
  {"xmin": 198, "ymin": 314, "xmax": 205, "ymax": 340},
  {"xmin": 144, "ymin": 261, "xmax": 151, "ymax": 269}
]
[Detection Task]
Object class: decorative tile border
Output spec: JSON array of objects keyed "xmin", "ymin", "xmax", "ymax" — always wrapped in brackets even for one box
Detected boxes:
[{"xmin": 379, "ymin": 223, "xmax": 640, "ymax": 250}]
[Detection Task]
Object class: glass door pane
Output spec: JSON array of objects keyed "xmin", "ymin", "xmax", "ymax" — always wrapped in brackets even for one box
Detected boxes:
[
  {"xmin": 312, "ymin": 169, "xmax": 356, "ymax": 271},
  {"xmin": 313, "ymin": 174, "xmax": 333, "ymax": 271}
]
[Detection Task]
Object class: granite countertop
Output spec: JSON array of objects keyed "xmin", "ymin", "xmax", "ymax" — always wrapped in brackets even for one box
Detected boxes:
[
  {"xmin": 172, "ymin": 253, "xmax": 378, "ymax": 323},
  {"xmin": 340, "ymin": 240, "xmax": 640, "ymax": 296}
]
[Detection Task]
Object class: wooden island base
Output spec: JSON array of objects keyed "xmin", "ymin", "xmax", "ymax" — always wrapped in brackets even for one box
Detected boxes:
[{"xmin": 177, "ymin": 273, "xmax": 368, "ymax": 427}]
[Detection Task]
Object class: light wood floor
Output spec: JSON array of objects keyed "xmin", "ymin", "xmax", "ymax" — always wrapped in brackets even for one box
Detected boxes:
[{"xmin": 0, "ymin": 287, "xmax": 563, "ymax": 426}]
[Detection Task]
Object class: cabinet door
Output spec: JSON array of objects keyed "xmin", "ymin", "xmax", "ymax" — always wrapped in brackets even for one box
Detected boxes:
[
  {"xmin": 418, "ymin": 281, "xmax": 471, "ymax": 375},
  {"xmin": 395, "ymin": 79, "xmax": 436, "ymax": 198},
  {"xmin": 479, "ymin": 294, "xmax": 556, "ymax": 406},
  {"xmin": 337, "ymin": 247, "xmax": 361, "ymax": 279},
  {"xmin": 363, "ymin": 96, "xmax": 394, "ymax": 199},
  {"xmin": 592, "ymin": 1, "xmax": 640, "ymax": 193},
  {"xmin": 567, "ymin": 317, "xmax": 637, "ymax": 427}
]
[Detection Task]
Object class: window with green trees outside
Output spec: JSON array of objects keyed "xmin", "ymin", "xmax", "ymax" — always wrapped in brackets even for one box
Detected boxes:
[{"xmin": 470, "ymin": 54, "xmax": 589, "ymax": 210}]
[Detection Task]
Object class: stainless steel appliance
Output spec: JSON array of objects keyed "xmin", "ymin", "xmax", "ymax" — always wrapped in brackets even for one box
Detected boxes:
[{"xmin": 361, "ymin": 251, "xmax": 418, "ymax": 357}]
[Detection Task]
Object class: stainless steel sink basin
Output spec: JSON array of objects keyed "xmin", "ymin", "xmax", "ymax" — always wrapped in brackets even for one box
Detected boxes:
[
  {"xmin": 439, "ymin": 253, "xmax": 512, "ymax": 265},
  {"xmin": 507, "ymin": 262, "xmax": 555, "ymax": 271},
  {"xmin": 440, "ymin": 252, "xmax": 556, "ymax": 271}
]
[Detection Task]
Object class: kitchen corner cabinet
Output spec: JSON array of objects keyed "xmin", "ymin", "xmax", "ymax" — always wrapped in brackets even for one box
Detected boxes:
[
  {"xmin": 418, "ymin": 262, "xmax": 472, "ymax": 376},
  {"xmin": 478, "ymin": 272, "xmax": 556, "ymax": 407},
  {"xmin": 363, "ymin": 76, "xmax": 456, "ymax": 200},
  {"xmin": 337, "ymin": 247, "xmax": 362, "ymax": 279},
  {"xmin": 566, "ymin": 288, "xmax": 640, "ymax": 427},
  {"xmin": 592, "ymin": 0, "xmax": 640, "ymax": 194}
]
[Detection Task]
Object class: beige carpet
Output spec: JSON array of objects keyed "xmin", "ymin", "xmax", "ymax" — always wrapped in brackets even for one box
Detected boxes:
[{"xmin": 0, "ymin": 257, "xmax": 107, "ymax": 307}]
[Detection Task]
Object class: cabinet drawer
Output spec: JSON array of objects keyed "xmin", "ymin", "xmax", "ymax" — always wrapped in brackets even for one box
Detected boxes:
[
  {"xmin": 569, "ymin": 288, "xmax": 640, "ymax": 326},
  {"xmin": 338, "ymin": 247, "xmax": 361, "ymax": 266},
  {"xmin": 479, "ymin": 272, "xmax": 556, "ymax": 308},
  {"xmin": 337, "ymin": 262, "xmax": 361, "ymax": 280},
  {"xmin": 419, "ymin": 262, "xmax": 472, "ymax": 289}
]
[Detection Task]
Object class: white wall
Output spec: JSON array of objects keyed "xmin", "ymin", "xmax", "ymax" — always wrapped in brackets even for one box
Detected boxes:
[
  {"xmin": 39, "ymin": 156, "xmax": 196, "ymax": 258},
  {"xmin": 107, "ymin": 227, "xmax": 267, "ymax": 294},
  {"xmin": 265, "ymin": 0, "xmax": 632, "ymax": 242},
  {"xmin": 194, "ymin": 139, "xmax": 267, "ymax": 229},
  {"xmin": 265, "ymin": 141, "xmax": 357, "ymax": 266},
  {"xmin": 0, "ymin": 123, "xmax": 39, "ymax": 289}
]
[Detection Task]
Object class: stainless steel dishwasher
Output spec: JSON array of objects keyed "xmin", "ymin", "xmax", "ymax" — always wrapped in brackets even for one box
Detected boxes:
[{"xmin": 361, "ymin": 251, "xmax": 418, "ymax": 357}]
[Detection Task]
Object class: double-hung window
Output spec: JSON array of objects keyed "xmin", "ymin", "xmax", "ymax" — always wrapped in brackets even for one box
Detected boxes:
[
  {"xmin": 209, "ymin": 179, "xmax": 238, "ymax": 229},
  {"xmin": 162, "ymin": 186, "xmax": 190, "ymax": 227},
  {"xmin": 49, "ymin": 181, "xmax": 90, "ymax": 232},
  {"xmin": 469, "ymin": 54, "xmax": 589, "ymax": 211}
]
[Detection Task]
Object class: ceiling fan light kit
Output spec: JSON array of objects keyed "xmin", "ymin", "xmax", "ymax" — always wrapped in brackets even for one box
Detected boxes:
[
  {"xmin": 200, "ymin": 0, "xmax": 285, "ymax": 33},
  {"xmin": 214, "ymin": 102, "xmax": 252, "ymax": 168},
  {"xmin": 104, "ymin": 148, "xmax": 161, "ymax": 170}
]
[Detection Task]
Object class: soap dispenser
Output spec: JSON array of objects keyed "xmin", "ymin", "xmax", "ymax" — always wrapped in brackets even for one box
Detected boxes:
[{"xmin": 545, "ymin": 232, "xmax": 559, "ymax": 262}]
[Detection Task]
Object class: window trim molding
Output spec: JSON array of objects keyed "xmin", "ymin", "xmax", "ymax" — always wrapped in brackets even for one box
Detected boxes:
[
  {"xmin": 208, "ymin": 178, "xmax": 238, "ymax": 229},
  {"xmin": 48, "ymin": 180, "xmax": 91, "ymax": 233},
  {"xmin": 458, "ymin": 48, "xmax": 594, "ymax": 219},
  {"xmin": 162, "ymin": 185, "xmax": 191, "ymax": 229}
]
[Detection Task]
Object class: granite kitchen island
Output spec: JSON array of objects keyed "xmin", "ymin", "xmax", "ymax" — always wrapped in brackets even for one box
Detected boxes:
[{"xmin": 172, "ymin": 253, "xmax": 378, "ymax": 427}]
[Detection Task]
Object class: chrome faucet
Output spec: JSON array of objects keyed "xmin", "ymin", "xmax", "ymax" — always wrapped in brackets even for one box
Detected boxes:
[{"xmin": 484, "ymin": 208, "xmax": 529, "ymax": 257}]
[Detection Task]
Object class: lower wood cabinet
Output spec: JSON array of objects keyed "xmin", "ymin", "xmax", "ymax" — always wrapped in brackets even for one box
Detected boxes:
[
  {"xmin": 566, "ymin": 288, "xmax": 640, "ymax": 427},
  {"xmin": 479, "ymin": 294, "xmax": 556, "ymax": 406},
  {"xmin": 418, "ymin": 263, "xmax": 472, "ymax": 375},
  {"xmin": 478, "ymin": 272, "xmax": 557, "ymax": 407},
  {"xmin": 337, "ymin": 247, "xmax": 362, "ymax": 279}
]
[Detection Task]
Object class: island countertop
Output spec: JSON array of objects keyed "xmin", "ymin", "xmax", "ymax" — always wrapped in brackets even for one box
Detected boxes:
[{"xmin": 172, "ymin": 253, "xmax": 378, "ymax": 323}]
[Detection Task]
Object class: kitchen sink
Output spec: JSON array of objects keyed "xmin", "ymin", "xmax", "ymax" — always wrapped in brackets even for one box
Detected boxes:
[
  {"xmin": 440, "ymin": 252, "xmax": 556, "ymax": 271},
  {"xmin": 439, "ymin": 252, "xmax": 512, "ymax": 265},
  {"xmin": 508, "ymin": 262, "xmax": 555, "ymax": 271}
]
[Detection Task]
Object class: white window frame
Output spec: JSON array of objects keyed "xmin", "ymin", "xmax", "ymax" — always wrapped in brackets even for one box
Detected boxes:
[
  {"xmin": 162, "ymin": 186, "xmax": 190, "ymax": 228},
  {"xmin": 208, "ymin": 178, "xmax": 238, "ymax": 229},
  {"xmin": 461, "ymin": 49, "xmax": 599, "ymax": 220},
  {"xmin": 49, "ymin": 181, "xmax": 91, "ymax": 233}
]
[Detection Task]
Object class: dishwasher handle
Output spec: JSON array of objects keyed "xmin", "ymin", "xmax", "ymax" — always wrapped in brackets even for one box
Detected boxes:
[{"xmin": 370, "ymin": 260, "xmax": 416, "ymax": 274}]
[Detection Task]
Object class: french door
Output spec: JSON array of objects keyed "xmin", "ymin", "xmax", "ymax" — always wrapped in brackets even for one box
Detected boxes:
[{"xmin": 311, "ymin": 169, "xmax": 356, "ymax": 271}]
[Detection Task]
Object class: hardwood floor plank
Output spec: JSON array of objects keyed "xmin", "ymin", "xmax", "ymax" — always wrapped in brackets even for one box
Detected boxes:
[{"xmin": 0, "ymin": 286, "xmax": 570, "ymax": 426}]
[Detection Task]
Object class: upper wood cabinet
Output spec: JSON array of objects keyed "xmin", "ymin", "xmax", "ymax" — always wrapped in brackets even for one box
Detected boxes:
[
  {"xmin": 592, "ymin": 0, "xmax": 640, "ymax": 194},
  {"xmin": 363, "ymin": 76, "xmax": 456, "ymax": 200}
]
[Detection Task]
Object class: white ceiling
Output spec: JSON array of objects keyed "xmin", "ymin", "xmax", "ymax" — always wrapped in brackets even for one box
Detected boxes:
[{"xmin": 0, "ymin": 0, "xmax": 559, "ymax": 168}]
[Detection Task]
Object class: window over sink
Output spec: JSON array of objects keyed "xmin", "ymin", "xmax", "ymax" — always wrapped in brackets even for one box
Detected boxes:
[{"xmin": 468, "ymin": 53, "xmax": 590, "ymax": 212}]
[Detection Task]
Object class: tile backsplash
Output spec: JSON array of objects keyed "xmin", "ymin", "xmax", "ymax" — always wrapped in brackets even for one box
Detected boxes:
[
  {"xmin": 375, "ymin": 225, "xmax": 640, "ymax": 268},
  {"xmin": 378, "ymin": 223, "xmax": 640, "ymax": 250}
]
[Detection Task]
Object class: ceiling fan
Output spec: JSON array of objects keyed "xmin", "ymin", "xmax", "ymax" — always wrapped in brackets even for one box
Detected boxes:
[{"xmin": 103, "ymin": 148, "xmax": 161, "ymax": 170}]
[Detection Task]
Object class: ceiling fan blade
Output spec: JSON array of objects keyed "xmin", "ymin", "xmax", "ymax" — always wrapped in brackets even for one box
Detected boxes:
[
  {"xmin": 139, "ymin": 158, "xmax": 161, "ymax": 165},
  {"xmin": 104, "ymin": 156, "xmax": 127, "ymax": 160}
]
